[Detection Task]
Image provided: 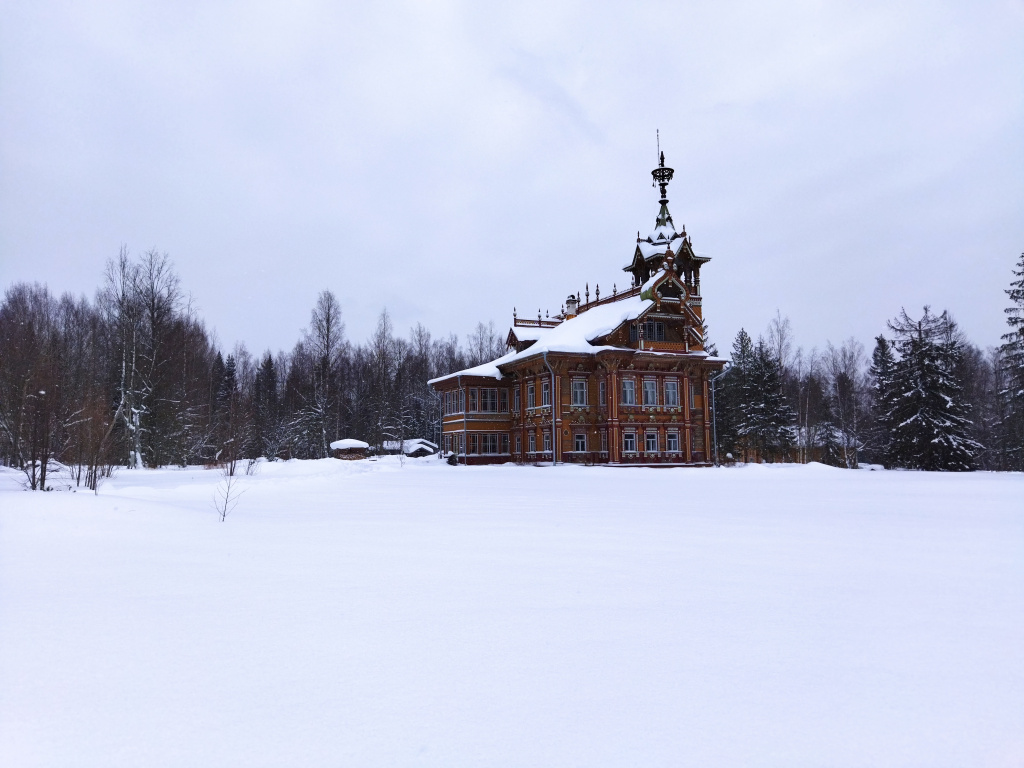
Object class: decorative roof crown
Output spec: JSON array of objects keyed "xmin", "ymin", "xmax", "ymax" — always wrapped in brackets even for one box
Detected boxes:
[{"xmin": 648, "ymin": 150, "xmax": 676, "ymax": 243}]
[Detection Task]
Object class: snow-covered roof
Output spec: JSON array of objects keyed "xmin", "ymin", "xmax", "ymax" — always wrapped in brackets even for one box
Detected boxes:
[
  {"xmin": 382, "ymin": 439, "xmax": 439, "ymax": 454},
  {"xmin": 650, "ymin": 224, "xmax": 675, "ymax": 241},
  {"xmin": 330, "ymin": 438, "xmax": 369, "ymax": 450},
  {"xmin": 430, "ymin": 295, "xmax": 653, "ymax": 385},
  {"xmin": 637, "ymin": 241, "xmax": 670, "ymax": 259},
  {"xmin": 508, "ymin": 325, "xmax": 550, "ymax": 342}
]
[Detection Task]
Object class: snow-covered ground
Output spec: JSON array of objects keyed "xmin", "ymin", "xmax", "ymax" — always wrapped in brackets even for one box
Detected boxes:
[{"xmin": 1, "ymin": 459, "xmax": 1022, "ymax": 767}]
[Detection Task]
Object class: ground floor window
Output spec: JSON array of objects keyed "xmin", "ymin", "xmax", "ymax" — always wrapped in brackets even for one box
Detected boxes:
[
  {"xmin": 481, "ymin": 433, "xmax": 499, "ymax": 454},
  {"xmin": 623, "ymin": 431, "xmax": 637, "ymax": 453},
  {"xmin": 543, "ymin": 432, "xmax": 551, "ymax": 452},
  {"xmin": 515, "ymin": 434, "xmax": 521, "ymax": 453},
  {"xmin": 529, "ymin": 433, "xmax": 536, "ymax": 453},
  {"xmin": 600, "ymin": 430, "xmax": 608, "ymax": 452},
  {"xmin": 574, "ymin": 433, "xmax": 586, "ymax": 452},
  {"xmin": 645, "ymin": 431, "xmax": 658, "ymax": 453},
  {"xmin": 666, "ymin": 431, "xmax": 679, "ymax": 452},
  {"xmin": 469, "ymin": 434, "xmax": 478, "ymax": 454}
]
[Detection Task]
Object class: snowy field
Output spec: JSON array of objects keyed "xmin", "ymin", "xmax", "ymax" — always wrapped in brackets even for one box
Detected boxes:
[{"xmin": 1, "ymin": 459, "xmax": 1022, "ymax": 767}]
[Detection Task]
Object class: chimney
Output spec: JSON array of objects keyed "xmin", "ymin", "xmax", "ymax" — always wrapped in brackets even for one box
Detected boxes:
[{"xmin": 565, "ymin": 294, "xmax": 578, "ymax": 319}]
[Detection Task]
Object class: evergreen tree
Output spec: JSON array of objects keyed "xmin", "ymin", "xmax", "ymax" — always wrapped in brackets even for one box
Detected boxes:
[
  {"xmin": 886, "ymin": 308, "xmax": 980, "ymax": 471},
  {"xmin": 998, "ymin": 252, "xmax": 1024, "ymax": 469},
  {"xmin": 713, "ymin": 329, "xmax": 753, "ymax": 460},
  {"xmin": 867, "ymin": 336, "xmax": 897, "ymax": 465},
  {"xmin": 737, "ymin": 338, "xmax": 797, "ymax": 462},
  {"xmin": 252, "ymin": 352, "xmax": 282, "ymax": 459}
]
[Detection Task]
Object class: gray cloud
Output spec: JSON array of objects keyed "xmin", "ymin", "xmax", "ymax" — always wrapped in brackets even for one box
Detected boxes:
[{"xmin": 2, "ymin": 0, "xmax": 1022, "ymax": 356}]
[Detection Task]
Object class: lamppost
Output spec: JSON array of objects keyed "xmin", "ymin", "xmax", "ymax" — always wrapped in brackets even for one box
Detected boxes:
[{"xmin": 709, "ymin": 363, "xmax": 732, "ymax": 467}]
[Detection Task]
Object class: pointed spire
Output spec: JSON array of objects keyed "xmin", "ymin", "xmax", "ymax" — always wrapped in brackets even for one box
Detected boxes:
[{"xmin": 649, "ymin": 141, "xmax": 677, "ymax": 242}]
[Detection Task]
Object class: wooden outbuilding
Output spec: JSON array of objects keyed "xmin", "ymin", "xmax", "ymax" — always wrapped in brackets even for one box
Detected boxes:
[{"xmin": 330, "ymin": 439, "xmax": 369, "ymax": 460}]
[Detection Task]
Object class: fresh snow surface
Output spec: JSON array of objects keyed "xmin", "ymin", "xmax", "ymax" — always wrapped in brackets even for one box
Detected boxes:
[
  {"xmin": 1, "ymin": 461, "xmax": 1022, "ymax": 767},
  {"xmin": 328, "ymin": 438, "xmax": 369, "ymax": 450}
]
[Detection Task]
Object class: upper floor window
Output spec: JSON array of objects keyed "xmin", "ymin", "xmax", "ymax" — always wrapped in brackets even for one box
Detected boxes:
[
  {"xmin": 642, "ymin": 379, "xmax": 657, "ymax": 406},
  {"xmin": 664, "ymin": 379, "xmax": 679, "ymax": 407},
  {"xmin": 599, "ymin": 380, "xmax": 606, "ymax": 406},
  {"xmin": 541, "ymin": 380, "xmax": 551, "ymax": 407},
  {"xmin": 499, "ymin": 389, "xmax": 509, "ymax": 413},
  {"xmin": 571, "ymin": 379, "xmax": 587, "ymax": 406},
  {"xmin": 622, "ymin": 379, "xmax": 636, "ymax": 405},
  {"xmin": 690, "ymin": 381, "xmax": 699, "ymax": 409},
  {"xmin": 446, "ymin": 390, "xmax": 465, "ymax": 414},
  {"xmin": 527, "ymin": 383, "xmax": 536, "ymax": 409},
  {"xmin": 513, "ymin": 387, "xmax": 521, "ymax": 412},
  {"xmin": 469, "ymin": 388, "xmax": 478, "ymax": 412},
  {"xmin": 630, "ymin": 321, "xmax": 666, "ymax": 342},
  {"xmin": 480, "ymin": 388, "xmax": 497, "ymax": 412}
]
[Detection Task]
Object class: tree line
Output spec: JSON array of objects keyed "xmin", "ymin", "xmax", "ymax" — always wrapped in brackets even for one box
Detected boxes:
[
  {"xmin": 3, "ymin": 249, "xmax": 1022, "ymax": 488},
  {"xmin": 0, "ymin": 248, "xmax": 505, "ymax": 489},
  {"xmin": 712, "ymin": 252, "xmax": 1024, "ymax": 472}
]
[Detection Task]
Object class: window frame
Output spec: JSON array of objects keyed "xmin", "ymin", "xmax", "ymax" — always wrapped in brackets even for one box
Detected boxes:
[
  {"xmin": 622, "ymin": 431, "xmax": 637, "ymax": 453},
  {"xmin": 645, "ymin": 430, "xmax": 659, "ymax": 453},
  {"xmin": 621, "ymin": 378, "xmax": 636, "ymax": 406},
  {"xmin": 664, "ymin": 379, "xmax": 679, "ymax": 407},
  {"xmin": 642, "ymin": 378, "xmax": 658, "ymax": 406},
  {"xmin": 599, "ymin": 380, "xmax": 606, "ymax": 407},
  {"xmin": 574, "ymin": 432, "xmax": 586, "ymax": 452},
  {"xmin": 541, "ymin": 380, "xmax": 551, "ymax": 407},
  {"xmin": 666, "ymin": 431, "xmax": 680, "ymax": 453},
  {"xmin": 479, "ymin": 388, "xmax": 497, "ymax": 413},
  {"xmin": 571, "ymin": 378, "xmax": 587, "ymax": 406}
]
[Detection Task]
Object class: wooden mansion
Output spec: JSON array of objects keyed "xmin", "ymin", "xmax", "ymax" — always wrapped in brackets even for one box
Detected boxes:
[{"xmin": 429, "ymin": 153, "xmax": 726, "ymax": 466}]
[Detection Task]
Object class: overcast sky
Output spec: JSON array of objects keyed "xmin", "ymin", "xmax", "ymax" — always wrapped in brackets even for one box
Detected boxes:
[{"xmin": 2, "ymin": 0, "xmax": 1022, "ymax": 358}]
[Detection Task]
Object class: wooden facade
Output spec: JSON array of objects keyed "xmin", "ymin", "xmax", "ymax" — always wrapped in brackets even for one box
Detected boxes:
[{"xmin": 430, "ymin": 153, "xmax": 726, "ymax": 466}]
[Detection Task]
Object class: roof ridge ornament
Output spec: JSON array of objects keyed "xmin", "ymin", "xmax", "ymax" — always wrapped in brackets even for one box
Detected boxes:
[{"xmin": 651, "ymin": 138, "xmax": 674, "ymax": 203}]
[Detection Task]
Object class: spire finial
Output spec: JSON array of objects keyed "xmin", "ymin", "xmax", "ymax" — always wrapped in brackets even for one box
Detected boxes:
[{"xmin": 651, "ymin": 134, "xmax": 674, "ymax": 202}]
